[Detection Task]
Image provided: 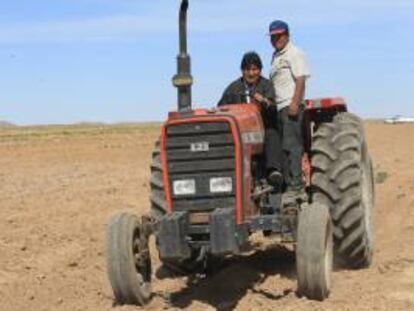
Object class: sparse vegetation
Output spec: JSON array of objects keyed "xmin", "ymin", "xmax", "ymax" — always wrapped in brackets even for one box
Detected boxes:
[
  {"xmin": 376, "ymin": 171, "xmax": 389, "ymax": 184},
  {"xmin": 397, "ymin": 193, "xmax": 406, "ymax": 200}
]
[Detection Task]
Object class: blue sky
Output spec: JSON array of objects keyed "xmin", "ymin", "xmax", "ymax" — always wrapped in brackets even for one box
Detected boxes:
[{"xmin": 0, "ymin": 0, "xmax": 413, "ymax": 125}]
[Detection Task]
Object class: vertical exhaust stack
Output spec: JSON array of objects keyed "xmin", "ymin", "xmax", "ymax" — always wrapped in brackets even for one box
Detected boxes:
[{"xmin": 172, "ymin": 0, "xmax": 193, "ymax": 113}]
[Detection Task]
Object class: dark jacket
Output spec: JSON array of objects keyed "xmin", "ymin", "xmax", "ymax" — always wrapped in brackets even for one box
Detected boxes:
[{"xmin": 217, "ymin": 76, "xmax": 277, "ymax": 127}]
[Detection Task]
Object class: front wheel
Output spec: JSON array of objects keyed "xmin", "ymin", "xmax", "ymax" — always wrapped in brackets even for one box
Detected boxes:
[
  {"xmin": 296, "ymin": 202, "xmax": 333, "ymax": 301},
  {"xmin": 106, "ymin": 213, "xmax": 152, "ymax": 306}
]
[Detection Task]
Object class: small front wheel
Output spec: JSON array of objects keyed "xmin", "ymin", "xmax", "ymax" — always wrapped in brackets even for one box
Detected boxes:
[
  {"xmin": 296, "ymin": 203, "xmax": 333, "ymax": 301},
  {"xmin": 106, "ymin": 213, "xmax": 152, "ymax": 306}
]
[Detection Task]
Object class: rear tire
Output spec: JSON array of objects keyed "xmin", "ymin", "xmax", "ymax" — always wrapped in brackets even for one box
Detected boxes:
[
  {"xmin": 106, "ymin": 213, "xmax": 152, "ymax": 306},
  {"xmin": 311, "ymin": 112, "xmax": 374, "ymax": 269},
  {"xmin": 296, "ymin": 202, "xmax": 333, "ymax": 301}
]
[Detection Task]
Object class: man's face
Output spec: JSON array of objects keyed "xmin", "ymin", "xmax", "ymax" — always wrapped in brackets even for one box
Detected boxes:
[
  {"xmin": 271, "ymin": 33, "xmax": 289, "ymax": 51},
  {"xmin": 242, "ymin": 65, "xmax": 261, "ymax": 85}
]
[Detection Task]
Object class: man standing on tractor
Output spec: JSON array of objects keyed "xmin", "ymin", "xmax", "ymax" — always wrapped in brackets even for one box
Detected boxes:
[
  {"xmin": 269, "ymin": 20, "xmax": 311, "ymax": 203},
  {"xmin": 218, "ymin": 51, "xmax": 283, "ymax": 185}
]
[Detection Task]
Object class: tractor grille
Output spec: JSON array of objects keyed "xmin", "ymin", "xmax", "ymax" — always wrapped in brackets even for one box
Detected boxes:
[{"xmin": 166, "ymin": 122, "xmax": 236, "ymax": 221}]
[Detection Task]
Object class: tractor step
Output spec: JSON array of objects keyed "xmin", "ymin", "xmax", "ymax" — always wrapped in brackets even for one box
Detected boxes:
[{"xmin": 249, "ymin": 215, "xmax": 282, "ymax": 232}]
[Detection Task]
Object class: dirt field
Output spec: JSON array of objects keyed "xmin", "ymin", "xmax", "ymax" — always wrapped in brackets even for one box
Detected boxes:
[{"xmin": 0, "ymin": 122, "xmax": 413, "ymax": 311}]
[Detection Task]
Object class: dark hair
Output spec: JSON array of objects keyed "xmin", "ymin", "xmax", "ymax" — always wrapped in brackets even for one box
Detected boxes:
[{"xmin": 241, "ymin": 51, "xmax": 263, "ymax": 70}]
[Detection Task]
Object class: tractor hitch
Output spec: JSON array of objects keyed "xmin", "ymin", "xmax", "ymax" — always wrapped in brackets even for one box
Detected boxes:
[{"xmin": 156, "ymin": 208, "xmax": 249, "ymax": 260}]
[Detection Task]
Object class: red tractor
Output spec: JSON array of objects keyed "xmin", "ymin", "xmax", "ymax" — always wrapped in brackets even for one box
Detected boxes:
[{"xmin": 106, "ymin": 0, "xmax": 375, "ymax": 305}]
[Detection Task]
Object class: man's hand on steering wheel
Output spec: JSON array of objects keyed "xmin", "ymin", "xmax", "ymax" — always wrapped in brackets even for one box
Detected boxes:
[{"xmin": 253, "ymin": 92, "xmax": 273, "ymax": 112}]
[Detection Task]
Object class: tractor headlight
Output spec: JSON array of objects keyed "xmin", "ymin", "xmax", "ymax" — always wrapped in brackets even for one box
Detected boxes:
[
  {"xmin": 210, "ymin": 177, "xmax": 233, "ymax": 193},
  {"xmin": 173, "ymin": 179, "xmax": 196, "ymax": 195}
]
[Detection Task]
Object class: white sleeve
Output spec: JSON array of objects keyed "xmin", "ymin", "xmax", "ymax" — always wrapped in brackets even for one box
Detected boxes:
[{"xmin": 291, "ymin": 49, "xmax": 311, "ymax": 79}]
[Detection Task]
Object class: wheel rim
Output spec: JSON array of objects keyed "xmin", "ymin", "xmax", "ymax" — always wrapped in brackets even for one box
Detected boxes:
[{"xmin": 132, "ymin": 228, "xmax": 152, "ymax": 294}]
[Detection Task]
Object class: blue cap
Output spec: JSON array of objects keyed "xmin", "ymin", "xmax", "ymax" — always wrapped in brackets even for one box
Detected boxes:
[{"xmin": 269, "ymin": 20, "xmax": 289, "ymax": 35}]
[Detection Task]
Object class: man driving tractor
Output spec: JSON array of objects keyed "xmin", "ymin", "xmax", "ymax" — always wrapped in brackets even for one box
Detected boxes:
[{"xmin": 218, "ymin": 51, "xmax": 283, "ymax": 185}]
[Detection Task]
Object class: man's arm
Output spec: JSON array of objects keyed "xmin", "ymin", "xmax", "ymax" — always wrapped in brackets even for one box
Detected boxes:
[
  {"xmin": 218, "ymin": 88, "xmax": 230, "ymax": 106},
  {"xmin": 288, "ymin": 76, "xmax": 306, "ymax": 117},
  {"xmin": 253, "ymin": 79, "xmax": 276, "ymax": 108},
  {"xmin": 288, "ymin": 48, "xmax": 310, "ymax": 116},
  {"xmin": 217, "ymin": 96, "xmax": 227, "ymax": 107},
  {"xmin": 218, "ymin": 81, "xmax": 239, "ymax": 106},
  {"xmin": 253, "ymin": 93, "xmax": 272, "ymax": 107}
]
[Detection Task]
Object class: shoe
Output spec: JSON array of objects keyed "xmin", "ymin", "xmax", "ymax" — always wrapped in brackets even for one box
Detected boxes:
[{"xmin": 268, "ymin": 170, "xmax": 283, "ymax": 186}]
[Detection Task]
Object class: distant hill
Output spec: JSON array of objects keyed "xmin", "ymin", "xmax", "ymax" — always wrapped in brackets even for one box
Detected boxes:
[
  {"xmin": 0, "ymin": 120, "xmax": 16, "ymax": 128},
  {"xmin": 74, "ymin": 121, "xmax": 107, "ymax": 126}
]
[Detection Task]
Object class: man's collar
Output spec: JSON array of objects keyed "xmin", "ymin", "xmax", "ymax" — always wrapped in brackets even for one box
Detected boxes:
[
  {"xmin": 241, "ymin": 76, "xmax": 263, "ymax": 87},
  {"xmin": 276, "ymin": 42, "xmax": 292, "ymax": 55}
]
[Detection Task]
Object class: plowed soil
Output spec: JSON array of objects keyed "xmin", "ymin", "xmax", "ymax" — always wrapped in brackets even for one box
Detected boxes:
[{"xmin": 0, "ymin": 122, "xmax": 413, "ymax": 311}]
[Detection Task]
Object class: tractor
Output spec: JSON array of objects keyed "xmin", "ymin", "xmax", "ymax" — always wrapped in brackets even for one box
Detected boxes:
[{"xmin": 105, "ymin": 0, "xmax": 375, "ymax": 305}]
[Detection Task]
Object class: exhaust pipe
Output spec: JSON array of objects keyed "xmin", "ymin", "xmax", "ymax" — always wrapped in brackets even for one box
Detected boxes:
[{"xmin": 172, "ymin": 0, "xmax": 193, "ymax": 113}]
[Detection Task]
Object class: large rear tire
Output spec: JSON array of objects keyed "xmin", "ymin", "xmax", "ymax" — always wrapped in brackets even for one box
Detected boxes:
[
  {"xmin": 106, "ymin": 213, "xmax": 152, "ymax": 306},
  {"xmin": 311, "ymin": 112, "xmax": 374, "ymax": 269},
  {"xmin": 296, "ymin": 202, "xmax": 333, "ymax": 301}
]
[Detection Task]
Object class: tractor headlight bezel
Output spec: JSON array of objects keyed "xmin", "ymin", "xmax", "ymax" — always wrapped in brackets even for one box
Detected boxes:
[
  {"xmin": 173, "ymin": 179, "xmax": 196, "ymax": 196},
  {"xmin": 209, "ymin": 177, "xmax": 233, "ymax": 193}
]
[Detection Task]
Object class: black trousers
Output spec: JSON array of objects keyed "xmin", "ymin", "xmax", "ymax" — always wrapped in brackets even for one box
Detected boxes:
[
  {"xmin": 264, "ymin": 125, "xmax": 283, "ymax": 173},
  {"xmin": 278, "ymin": 106, "xmax": 305, "ymax": 190}
]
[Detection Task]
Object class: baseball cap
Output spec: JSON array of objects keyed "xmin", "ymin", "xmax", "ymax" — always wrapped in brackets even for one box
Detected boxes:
[{"xmin": 269, "ymin": 20, "xmax": 289, "ymax": 35}]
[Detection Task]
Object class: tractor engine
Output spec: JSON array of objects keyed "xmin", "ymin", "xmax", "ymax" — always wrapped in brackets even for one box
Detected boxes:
[{"xmin": 154, "ymin": 104, "xmax": 266, "ymax": 260}]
